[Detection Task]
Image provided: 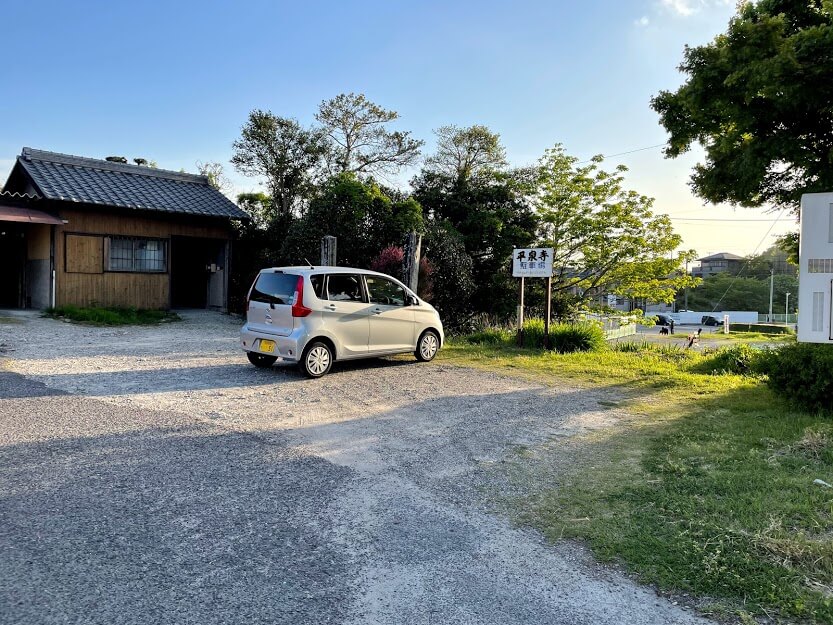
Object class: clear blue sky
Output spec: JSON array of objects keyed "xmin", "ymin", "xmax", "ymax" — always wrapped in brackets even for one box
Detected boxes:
[{"xmin": 0, "ymin": 0, "xmax": 794, "ymax": 256}]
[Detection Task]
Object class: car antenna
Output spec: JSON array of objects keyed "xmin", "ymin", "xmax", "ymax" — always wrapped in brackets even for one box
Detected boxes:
[{"xmin": 303, "ymin": 258, "xmax": 314, "ymax": 269}]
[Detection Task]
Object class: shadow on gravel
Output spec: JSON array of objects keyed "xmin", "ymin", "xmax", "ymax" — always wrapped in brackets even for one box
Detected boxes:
[
  {"xmin": 0, "ymin": 369, "xmax": 68, "ymax": 399},
  {"xmin": 21, "ymin": 357, "xmax": 419, "ymax": 396},
  {"xmin": 0, "ymin": 423, "xmax": 357, "ymax": 625}
]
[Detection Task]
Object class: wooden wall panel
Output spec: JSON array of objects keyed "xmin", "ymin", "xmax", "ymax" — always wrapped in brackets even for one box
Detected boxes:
[
  {"xmin": 54, "ymin": 208, "xmax": 232, "ymax": 309},
  {"xmin": 61, "ymin": 272, "xmax": 170, "ymax": 309},
  {"xmin": 27, "ymin": 224, "xmax": 51, "ymax": 260},
  {"xmin": 65, "ymin": 234, "xmax": 103, "ymax": 274}
]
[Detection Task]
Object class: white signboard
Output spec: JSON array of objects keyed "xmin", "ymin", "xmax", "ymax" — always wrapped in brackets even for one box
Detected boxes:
[{"xmin": 513, "ymin": 248, "xmax": 553, "ymax": 278}]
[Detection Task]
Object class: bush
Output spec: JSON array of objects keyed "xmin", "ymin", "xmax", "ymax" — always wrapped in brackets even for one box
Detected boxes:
[
  {"xmin": 550, "ymin": 323, "xmax": 606, "ymax": 353},
  {"xmin": 423, "ymin": 222, "xmax": 475, "ymax": 333},
  {"xmin": 519, "ymin": 318, "xmax": 605, "ymax": 353},
  {"xmin": 694, "ymin": 344, "xmax": 781, "ymax": 376},
  {"xmin": 697, "ymin": 344, "xmax": 759, "ymax": 375},
  {"xmin": 766, "ymin": 343, "xmax": 833, "ymax": 412},
  {"xmin": 520, "ymin": 318, "xmax": 548, "ymax": 349}
]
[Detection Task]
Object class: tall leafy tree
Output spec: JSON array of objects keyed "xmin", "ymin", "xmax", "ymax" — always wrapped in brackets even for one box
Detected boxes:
[
  {"xmin": 316, "ymin": 93, "xmax": 423, "ymax": 176},
  {"xmin": 281, "ymin": 173, "xmax": 423, "ymax": 267},
  {"xmin": 652, "ymin": 0, "xmax": 833, "ymax": 212},
  {"xmin": 413, "ymin": 168, "xmax": 538, "ymax": 317},
  {"xmin": 231, "ymin": 110, "xmax": 327, "ymax": 215},
  {"xmin": 535, "ymin": 145, "xmax": 698, "ymax": 303},
  {"xmin": 425, "ymin": 125, "xmax": 508, "ymax": 181}
]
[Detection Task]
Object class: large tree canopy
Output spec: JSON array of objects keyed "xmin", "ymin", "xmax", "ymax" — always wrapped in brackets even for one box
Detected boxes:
[
  {"xmin": 281, "ymin": 173, "xmax": 423, "ymax": 267},
  {"xmin": 231, "ymin": 110, "xmax": 327, "ymax": 215},
  {"xmin": 652, "ymin": 0, "xmax": 833, "ymax": 212},
  {"xmin": 413, "ymin": 168, "xmax": 538, "ymax": 317},
  {"xmin": 425, "ymin": 125, "xmax": 508, "ymax": 181},
  {"xmin": 535, "ymin": 146, "xmax": 698, "ymax": 303},
  {"xmin": 316, "ymin": 93, "xmax": 423, "ymax": 176}
]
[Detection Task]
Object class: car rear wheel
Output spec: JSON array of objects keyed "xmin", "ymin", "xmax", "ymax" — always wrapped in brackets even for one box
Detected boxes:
[
  {"xmin": 247, "ymin": 352, "xmax": 277, "ymax": 368},
  {"xmin": 301, "ymin": 341, "xmax": 333, "ymax": 378},
  {"xmin": 415, "ymin": 330, "xmax": 440, "ymax": 362}
]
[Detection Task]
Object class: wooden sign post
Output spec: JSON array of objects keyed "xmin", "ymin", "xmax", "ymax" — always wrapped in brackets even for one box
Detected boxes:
[
  {"xmin": 513, "ymin": 247, "xmax": 554, "ymax": 348},
  {"xmin": 320, "ymin": 235, "xmax": 337, "ymax": 266}
]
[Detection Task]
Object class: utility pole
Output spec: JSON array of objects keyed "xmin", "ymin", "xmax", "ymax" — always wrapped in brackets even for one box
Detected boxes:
[{"xmin": 768, "ymin": 268, "xmax": 774, "ymax": 322}]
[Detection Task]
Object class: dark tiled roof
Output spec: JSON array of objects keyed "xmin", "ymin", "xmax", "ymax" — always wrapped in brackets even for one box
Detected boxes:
[
  {"xmin": 697, "ymin": 252, "xmax": 744, "ymax": 262},
  {"xmin": 13, "ymin": 148, "xmax": 248, "ymax": 220}
]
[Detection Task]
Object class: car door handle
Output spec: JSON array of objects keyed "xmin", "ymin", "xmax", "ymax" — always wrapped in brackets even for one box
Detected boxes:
[
  {"xmin": 324, "ymin": 304, "xmax": 337, "ymax": 310},
  {"xmin": 372, "ymin": 308, "xmax": 383, "ymax": 315}
]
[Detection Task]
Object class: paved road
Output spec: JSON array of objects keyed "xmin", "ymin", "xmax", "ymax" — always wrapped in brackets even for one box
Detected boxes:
[{"xmin": 0, "ymin": 311, "xmax": 712, "ymax": 625}]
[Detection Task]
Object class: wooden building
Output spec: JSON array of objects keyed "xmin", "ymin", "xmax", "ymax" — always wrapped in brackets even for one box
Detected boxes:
[{"xmin": 1, "ymin": 148, "xmax": 249, "ymax": 310}]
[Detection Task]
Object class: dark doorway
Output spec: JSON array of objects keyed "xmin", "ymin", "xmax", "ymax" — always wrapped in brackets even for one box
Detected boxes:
[
  {"xmin": 170, "ymin": 236, "xmax": 226, "ymax": 309},
  {"xmin": 0, "ymin": 225, "xmax": 26, "ymax": 308}
]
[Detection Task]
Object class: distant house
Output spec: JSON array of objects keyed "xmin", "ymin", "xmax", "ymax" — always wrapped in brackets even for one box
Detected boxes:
[
  {"xmin": 0, "ymin": 148, "xmax": 248, "ymax": 310},
  {"xmin": 797, "ymin": 193, "xmax": 832, "ymax": 343},
  {"xmin": 691, "ymin": 252, "xmax": 744, "ymax": 279}
]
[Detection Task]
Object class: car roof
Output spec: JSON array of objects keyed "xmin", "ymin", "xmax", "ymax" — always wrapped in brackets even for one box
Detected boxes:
[{"xmin": 259, "ymin": 266, "xmax": 393, "ymax": 278}]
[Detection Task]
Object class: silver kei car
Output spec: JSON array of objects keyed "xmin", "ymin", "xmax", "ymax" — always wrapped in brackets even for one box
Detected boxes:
[{"xmin": 240, "ymin": 266, "xmax": 444, "ymax": 378}]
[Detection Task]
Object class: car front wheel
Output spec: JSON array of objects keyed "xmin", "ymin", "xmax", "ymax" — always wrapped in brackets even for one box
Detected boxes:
[
  {"xmin": 301, "ymin": 341, "xmax": 333, "ymax": 378},
  {"xmin": 415, "ymin": 330, "xmax": 440, "ymax": 362},
  {"xmin": 247, "ymin": 352, "xmax": 277, "ymax": 368}
]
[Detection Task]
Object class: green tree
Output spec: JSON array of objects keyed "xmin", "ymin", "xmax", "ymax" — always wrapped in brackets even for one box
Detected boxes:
[
  {"xmin": 743, "ymin": 244, "xmax": 797, "ymax": 279},
  {"xmin": 281, "ymin": 173, "xmax": 423, "ymax": 267},
  {"xmin": 421, "ymin": 221, "xmax": 475, "ymax": 331},
  {"xmin": 775, "ymin": 231, "xmax": 800, "ymax": 265},
  {"xmin": 535, "ymin": 145, "xmax": 698, "ymax": 303},
  {"xmin": 231, "ymin": 110, "xmax": 327, "ymax": 215},
  {"xmin": 412, "ymin": 168, "xmax": 538, "ymax": 317},
  {"xmin": 681, "ymin": 272, "xmax": 798, "ymax": 313},
  {"xmin": 316, "ymin": 93, "xmax": 423, "ymax": 176},
  {"xmin": 197, "ymin": 161, "xmax": 230, "ymax": 194},
  {"xmin": 652, "ymin": 0, "xmax": 833, "ymax": 212},
  {"xmin": 425, "ymin": 125, "xmax": 508, "ymax": 181}
]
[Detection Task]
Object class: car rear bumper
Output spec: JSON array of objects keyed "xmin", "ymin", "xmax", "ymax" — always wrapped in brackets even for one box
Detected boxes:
[{"xmin": 240, "ymin": 325, "xmax": 302, "ymax": 362}]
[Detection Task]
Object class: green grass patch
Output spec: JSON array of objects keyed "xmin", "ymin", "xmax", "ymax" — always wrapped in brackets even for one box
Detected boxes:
[
  {"xmin": 730, "ymin": 323, "xmax": 795, "ymax": 335},
  {"xmin": 44, "ymin": 305, "xmax": 180, "ymax": 326},
  {"xmin": 439, "ymin": 339, "xmax": 833, "ymax": 622}
]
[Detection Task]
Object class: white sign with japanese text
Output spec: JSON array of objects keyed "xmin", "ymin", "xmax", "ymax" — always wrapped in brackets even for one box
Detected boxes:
[{"xmin": 512, "ymin": 248, "xmax": 554, "ymax": 278}]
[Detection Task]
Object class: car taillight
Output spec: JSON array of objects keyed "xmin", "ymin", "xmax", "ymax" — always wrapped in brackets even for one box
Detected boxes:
[{"xmin": 291, "ymin": 275, "xmax": 312, "ymax": 317}]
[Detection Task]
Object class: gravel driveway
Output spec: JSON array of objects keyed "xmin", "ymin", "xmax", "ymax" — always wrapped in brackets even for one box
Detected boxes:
[{"xmin": 0, "ymin": 310, "xmax": 712, "ymax": 624}]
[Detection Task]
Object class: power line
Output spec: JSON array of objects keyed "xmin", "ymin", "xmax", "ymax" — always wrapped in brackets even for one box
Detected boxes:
[
  {"xmin": 670, "ymin": 217, "xmax": 787, "ymax": 222},
  {"xmin": 709, "ymin": 208, "xmax": 787, "ymax": 312},
  {"xmin": 577, "ymin": 143, "xmax": 666, "ymax": 164}
]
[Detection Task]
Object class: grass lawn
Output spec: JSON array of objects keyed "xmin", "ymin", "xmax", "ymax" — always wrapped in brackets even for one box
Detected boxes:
[
  {"xmin": 44, "ymin": 305, "xmax": 180, "ymax": 326},
  {"xmin": 439, "ymin": 339, "xmax": 833, "ymax": 623}
]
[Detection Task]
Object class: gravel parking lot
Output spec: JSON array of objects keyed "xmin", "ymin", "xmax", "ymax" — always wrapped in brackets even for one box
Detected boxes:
[{"xmin": 0, "ymin": 310, "xmax": 712, "ymax": 624}]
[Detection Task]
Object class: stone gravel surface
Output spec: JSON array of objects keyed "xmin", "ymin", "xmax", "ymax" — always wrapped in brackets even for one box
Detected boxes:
[{"xmin": 0, "ymin": 310, "xmax": 713, "ymax": 624}]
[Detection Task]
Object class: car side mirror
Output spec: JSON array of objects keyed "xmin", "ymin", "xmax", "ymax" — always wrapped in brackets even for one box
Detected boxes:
[{"xmin": 407, "ymin": 295, "xmax": 418, "ymax": 306}]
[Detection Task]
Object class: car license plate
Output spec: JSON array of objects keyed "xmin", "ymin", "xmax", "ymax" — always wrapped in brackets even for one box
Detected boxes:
[{"xmin": 260, "ymin": 339, "xmax": 276, "ymax": 353}]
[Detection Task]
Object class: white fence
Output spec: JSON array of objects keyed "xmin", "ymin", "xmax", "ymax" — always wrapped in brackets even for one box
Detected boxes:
[{"xmin": 668, "ymin": 310, "xmax": 758, "ymax": 324}]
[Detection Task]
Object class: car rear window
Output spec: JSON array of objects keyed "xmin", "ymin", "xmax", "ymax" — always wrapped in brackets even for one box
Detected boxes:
[{"xmin": 250, "ymin": 272, "xmax": 298, "ymax": 305}]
